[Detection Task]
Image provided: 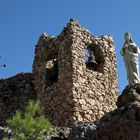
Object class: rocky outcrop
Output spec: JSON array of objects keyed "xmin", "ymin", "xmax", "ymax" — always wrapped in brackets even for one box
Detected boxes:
[
  {"xmin": 94, "ymin": 102, "xmax": 140, "ymax": 140},
  {"xmin": 0, "ymin": 73, "xmax": 36, "ymax": 126},
  {"xmin": 94, "ymin": 84, "xmax": 140, "ymax": 140},
  {"xmin": 67, "ymin": 84, "xmax": 140, "ymax": 140},
  {"xmin": 117, "ymin": 84, "xmax": 140, "ymax": 107}
]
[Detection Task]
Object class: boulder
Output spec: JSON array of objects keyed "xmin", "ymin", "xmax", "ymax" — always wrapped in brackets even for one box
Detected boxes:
[
  {"xmin": 117, "ymin": 84, "xmax": 140, "ymax": 107},
  {"xmin": 68, "ymin": 121, "xmax": 97, "ymax": 140}
]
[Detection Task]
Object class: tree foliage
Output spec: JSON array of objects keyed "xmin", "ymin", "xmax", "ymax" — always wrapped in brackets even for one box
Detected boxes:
[{"xmin": 3, "ymin": 100, "xmax": 55, "ymax": 140}]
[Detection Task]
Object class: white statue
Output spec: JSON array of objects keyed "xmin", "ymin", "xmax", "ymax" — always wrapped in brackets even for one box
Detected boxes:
[{"xmin": 121, "ymin": 32, "xmax": 140, "ymax": 86}]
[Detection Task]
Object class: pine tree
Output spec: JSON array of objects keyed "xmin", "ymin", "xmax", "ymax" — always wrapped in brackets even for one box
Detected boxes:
[{"xmin": 3, "ymin": 100, "xmax": 55, "ymax": 140}]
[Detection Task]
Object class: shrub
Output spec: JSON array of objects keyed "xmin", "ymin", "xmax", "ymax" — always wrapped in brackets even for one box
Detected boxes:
[{"xmin": 3, "ymin": 100, "xmax": 55, "ymax": 140}]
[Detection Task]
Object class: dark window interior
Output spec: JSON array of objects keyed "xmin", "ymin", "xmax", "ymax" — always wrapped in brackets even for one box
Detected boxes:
[
  {"xmin": 46, "ymin": 58, "xmax": 58, "ymax": 86},
  {"xmin": 85, "ymin": 44, "xmax": 105, "ymax": 73}
]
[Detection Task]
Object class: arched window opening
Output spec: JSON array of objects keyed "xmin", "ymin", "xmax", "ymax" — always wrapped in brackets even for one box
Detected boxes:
[
  {"xmin": 85, "ymin": 44, "xmax": 105, "ymax": 73},
  {"xmin": 46, "ymin": 58, "xmax": 58, "ymax": 86},
  {"xmin": 85, "ymin": 48, "xmax": 98, "ymax": 71}
]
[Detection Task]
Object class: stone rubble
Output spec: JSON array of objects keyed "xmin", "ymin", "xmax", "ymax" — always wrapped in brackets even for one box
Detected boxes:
[
  {"xmin": 0, "ymin": 126, "xmax": 14, "ymax": 139},
  {"xmin": 0, "ymin": 126, "xmax": 71, "ymax": 140},
  {"xmin": 68, "ymin": 121, "xmax": 97, "ymax": 140}
]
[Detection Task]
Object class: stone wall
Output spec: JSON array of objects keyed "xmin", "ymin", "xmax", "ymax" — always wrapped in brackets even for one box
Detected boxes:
[
  {"xmin": 33, "ymin": 19, "xmax": 118, "ymax": 127},
  {"xmin": 0, "ymin": 73, "xmax": 36, "ymax": 126}
]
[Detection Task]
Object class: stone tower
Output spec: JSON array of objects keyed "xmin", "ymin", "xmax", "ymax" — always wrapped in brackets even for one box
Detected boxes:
[{"xmin": 32, "ymin": 19, "xmax": 118, "ymax": 127}]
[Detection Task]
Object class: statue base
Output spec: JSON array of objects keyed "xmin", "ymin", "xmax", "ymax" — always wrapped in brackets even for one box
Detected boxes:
[{"xmin": 117, "ymin": 83, "xmax": 140, "ymax": 108}]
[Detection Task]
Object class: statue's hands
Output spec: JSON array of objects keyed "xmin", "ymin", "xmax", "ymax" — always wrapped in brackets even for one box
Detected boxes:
[
  {"xmin": 122, "ymin": 47, "xmax": 138, "ymax": 56},
  {"xmin": 133, "ymin": 47, "xmax": 138, "ymax": 53},
  {"xmin": 129, "ymin": 44, "xmax": 138, "ymax": 53}
]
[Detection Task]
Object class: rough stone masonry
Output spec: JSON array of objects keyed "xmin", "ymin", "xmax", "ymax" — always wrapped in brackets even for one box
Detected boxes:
[
  {"xmin": 32, "ymin": 19, "xmax": 118, "ymax": 127},
  {"xmin": 0, "ymin": 73, "xmax": 36, "ymax": 126}
]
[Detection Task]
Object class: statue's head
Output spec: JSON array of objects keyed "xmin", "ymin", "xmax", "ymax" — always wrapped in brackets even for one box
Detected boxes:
[{"xmin": 124, "ymin": 32, "xmax": 133, "ymax": 43}]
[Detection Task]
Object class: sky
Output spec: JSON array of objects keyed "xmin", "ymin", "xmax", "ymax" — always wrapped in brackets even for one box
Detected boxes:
[{"xmin": 0, "ymin": 0, "xmax": 140, "ymax": 93}]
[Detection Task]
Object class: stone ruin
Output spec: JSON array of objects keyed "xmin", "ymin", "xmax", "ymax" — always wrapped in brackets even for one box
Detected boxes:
[
  {"xmin": 32, "ymin": 19, "xmax": 118, "ymax": 127},
  {"xmin": 0, "ymin": 19, "xmax": 118, "ymax": 127}
]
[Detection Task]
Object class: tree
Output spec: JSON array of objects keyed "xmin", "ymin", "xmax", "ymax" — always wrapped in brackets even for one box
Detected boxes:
[{"xmin": 3, "ymin": 100, "xmax": 55, "ymax": 140}]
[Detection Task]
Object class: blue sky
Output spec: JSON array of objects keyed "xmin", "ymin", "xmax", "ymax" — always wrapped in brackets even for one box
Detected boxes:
[{"xmin": 0, "ymin": 0, "xmax": 140, "ymax": 92}]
